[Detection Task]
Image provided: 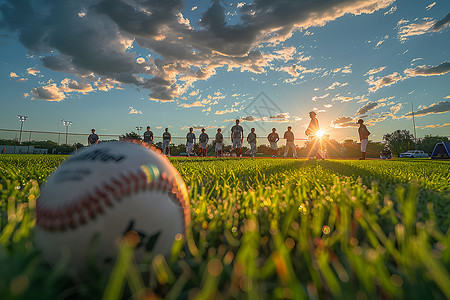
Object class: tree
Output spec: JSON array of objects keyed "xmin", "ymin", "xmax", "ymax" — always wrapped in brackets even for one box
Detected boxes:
[
  {"xmin": 418, "ymin": 135, "xmax": 449, "ymax": 154},
  {"xmin": 119, "ymin": 132, "xmax": 142, "ymax": 141},
  {"xmin": 383, "ymin": 130, "xmax": 414, "ymax": 156}
]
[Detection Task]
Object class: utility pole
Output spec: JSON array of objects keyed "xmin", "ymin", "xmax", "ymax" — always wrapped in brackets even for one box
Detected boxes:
[
  {"xmin": 411, "ymin": 102, "xmax": 417, "ymax": 149},
  {"xmin": 61, "ymin": 119, "xmax": 72, "ymax": 145},
  {"xmin": 17, "ymin": 115, "xmax": 28, "ymax": 144}
]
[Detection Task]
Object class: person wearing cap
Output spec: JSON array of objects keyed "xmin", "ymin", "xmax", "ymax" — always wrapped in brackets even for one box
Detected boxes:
[
  {"xmin": 231, "ymin": 119, "xmax": 244, "ymax": 157},
  {"xmin": 305, "ymin": 111, "xmax": 321, "ymax": 158},
  {"xmin": 283, "ymin": 126, "xmax": 297, "ymax": 158},
  {"xmin": 162, "ymin": 128, "xmax": 171, "ymax": 156},
  {"xmin": 215, "ymin": 128, "xmax": 224, "ymax": 157},
  {"xmin": 186, "ymin": 127, "xmax": 196, "ymax": 157},
  {"xmin": 267, "ymin": 128, "xmax": 279, "ymax": 158},
  {"xmin": 199, "ymin": 128, "xmax": 209, "ymax": 157},
  {"xmin": 88, "ymin": 129, "xmax": 99, "ymax": 145},
  {"xmin": 358, "ymin": 119, "xmax": 371, "ymax": 160},
  {"xmin": 143, "ymin": 126, "xmax": 154, "ymax": 144},
  {"xmin": 245, "ymin": 128, "xmax": 257, "ymax": 158}
]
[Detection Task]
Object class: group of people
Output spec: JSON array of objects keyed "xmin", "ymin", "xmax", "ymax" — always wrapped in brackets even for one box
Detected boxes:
[{"xmin": 87, "ymin": 110, "xmax": 371, "ymax": 160}]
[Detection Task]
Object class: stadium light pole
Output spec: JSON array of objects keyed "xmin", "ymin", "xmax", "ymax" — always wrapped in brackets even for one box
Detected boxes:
[
  {"xmin": 62, "ymin": 119, "xmax": 72, "ymax": 145},
  {"xmin": 136, "ymin": 126, "xmax": 143, "ymax": 138},
  {"xmin": 17, "ymin": 115, "xmax": 28, "ymax": 144}
]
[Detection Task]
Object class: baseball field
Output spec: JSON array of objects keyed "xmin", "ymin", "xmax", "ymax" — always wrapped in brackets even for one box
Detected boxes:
[{"xmin": 0, "ymin": 154, "xmax": 449, "ymax": 299}]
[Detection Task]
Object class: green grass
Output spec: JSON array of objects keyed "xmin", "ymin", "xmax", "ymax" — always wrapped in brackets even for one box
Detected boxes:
[{"xmin": 1, "ymin": 155, "xmax": 449, "ymax": 299}]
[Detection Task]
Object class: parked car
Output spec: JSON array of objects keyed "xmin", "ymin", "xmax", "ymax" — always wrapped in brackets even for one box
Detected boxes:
[{"xmin": 399, "ymin": 150, "xmax": 429, "ymax": 158}]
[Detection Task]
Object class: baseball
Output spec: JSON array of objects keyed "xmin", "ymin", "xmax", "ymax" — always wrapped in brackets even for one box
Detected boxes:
[{"xmin": 34, "ymin": 142, "xmax": 190, "ymax": 272}]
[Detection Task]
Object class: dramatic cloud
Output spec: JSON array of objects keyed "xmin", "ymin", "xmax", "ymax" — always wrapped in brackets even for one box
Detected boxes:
[
  {"xmin": 9, "ymin": 72, "xmax": 18, "ymax": 78},
  {"xmin": 325, "ymin": 81, "xmax": 348, "ymax": 90},
  {"xmin": 31, "ymin": 84, "xmax": 65, "ymax": 102},
  {"xmin": 0, "ymin": 0, "xmax": 394, "ymax": 102},
  {"xmin": 364, "ymin": 66, "xmax": 386, "ymax": 76},
  {"xmin": 312, "ymin": 94, "xmax": 329, "ymax": 101},
  {"xmin": 384, "ymin": 6, "xmax": 397, "ymax": 15},
  {"xmin": 60, "ymin": 78, "xmax": 94, "ymax": 94},
  {"xmin": 404, "ymin": 62, "xmax": 450, "ymax": 77},
  {"xmin": 390, "ymin": 103, "xmax": 402, "ymax": 115},
  {"xmin": 128, "ymin": 106, "xmax": 142, "ymax": 114},
  {"xmin": 215, "ymin": 108, "xmax": 238, "ymax": 115},
  {"xmin": 332, "ymin": 96, "xmax": 353, "ymax": 102},
  {"xmin": 431, "ymin": 12, "xmax": 450, "ymax": 31},
  {"xmin": 178, "ymin": 101, "xmax": 204, "ymax": 108},
  {"xmin": 356, "ymin": 101, "xmax": 385, "ymax": 115},
  {"xmin": 397, "ymin": 18, "xmax": 435, "ymax": 41},
  {"xmin": 331, "ymin": 116, "xmax": 359, "ymax": 128},
  {"xmin": 426, "ymin": 2, "xmax": 436, "ymax": 10},
  {"xmin": 418, "ymin": 123, "xmax": 450, "ymax": 129},
  {"xmin": 366, "ymin": 72, "xmax": 403, "ymax": 92},
  {"xmin": 405, "ymin": 101, "xmax": 450, "ymax": 117}
]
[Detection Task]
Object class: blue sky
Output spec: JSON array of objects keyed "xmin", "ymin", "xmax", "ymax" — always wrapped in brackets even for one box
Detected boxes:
[{"xmin": 1, "ymin": 0, "xmax": 449, "ymax": 144}]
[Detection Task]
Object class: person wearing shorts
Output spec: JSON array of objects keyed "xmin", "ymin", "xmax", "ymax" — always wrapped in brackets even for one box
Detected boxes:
[
  {"xmin": 231, "ymin": 119, "xmax": 244, "ymax": 157},
  {"xmin": 143, "ymin": 126, "xmax": 154, "ymax": 144},
  {"xmin": 358, "ymin": 119, "xmax": 370, "ymax": 160},
  {"xmin": 199, "ymin": 128, "xmax": 209, "ymax": 157},
  {"xmin": 215, "ymin": 128, "xmax": 224, "ymax": 157},
  {"xmin": 162, "ymin": 128, "xmax": 171, "ymax": 156},
  {"xmin": 245, "ymin": 128, "xmax": 257, "ymax": 158},
  {"xmin": 283, "ymin": 126, "xmax": 297, "ymax": 158},
  {"xmin": 88, "ymin": 129, "xmax": 99, "ymax": 145},
  {"xmin": 186, "ymin": 127, "xmax": 196, "ymax": 157},
  {"xmin": 267, "ymin": 128, "xmax": 279, "ymax": 158}
]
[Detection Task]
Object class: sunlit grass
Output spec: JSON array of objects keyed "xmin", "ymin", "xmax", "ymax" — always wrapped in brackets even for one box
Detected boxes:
[{"xmin": 0, "ymin": 155, "xmax": 449, "ymax": 299}]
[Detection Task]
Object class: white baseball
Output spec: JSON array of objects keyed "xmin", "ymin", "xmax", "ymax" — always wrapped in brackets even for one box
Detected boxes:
[{"xmin": 35, "ymin": 142, "xmax": 190, "ymax": 272}]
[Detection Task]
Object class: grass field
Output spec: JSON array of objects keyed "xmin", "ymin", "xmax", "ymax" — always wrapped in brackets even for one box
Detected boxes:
[{"xmin": 1, "ymin": 154, "xmax": 449, "ymax": 299}]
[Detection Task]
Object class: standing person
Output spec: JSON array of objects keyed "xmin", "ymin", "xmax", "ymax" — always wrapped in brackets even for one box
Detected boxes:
[
  {"xmin": 283, "ymin": 126, "xmax": 297, "ymax": 158},
  {"xmin": 199, "ymin": 128, "xmax": 209, "ymax": 157},
  {"xmin": 162, "ymin": 128, "xmax": 171, "ymax": 156},
  {"xmin": 215, "ymin": 128, "xmax": 224, "ymax": 157},
  {"xmin": 231, "ymin": 119, "xmax": 244, "ymax": 157},
  {"xmin": 245, "ymin": 128, "xmax": 257, "ymax": 158},
  {"xmin": 305, "ymin": 111, "xmax": 321, "ymax": 158},
  {"xmin": 143, "ymin": 126, "xmax": 154, "ymax": 144},
  {"xmin": 186, "ymin": 127, "xmax": 196, "ymax": 157},
  {"xmin": 358, "ymin": 119, "xmax": 371, "ymax": 160},
  {"xmin": 267, "ymin": 128, "xmax": 279, "ymax": 158},
  {"xmin": 88, "ymin": 129, "xmax": 99, "ymax": 145}
]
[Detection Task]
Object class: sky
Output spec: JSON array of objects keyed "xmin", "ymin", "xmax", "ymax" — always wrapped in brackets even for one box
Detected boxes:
[{"xmin": 0, "ymin": 0, "xmax": 449, "ymax": 144}]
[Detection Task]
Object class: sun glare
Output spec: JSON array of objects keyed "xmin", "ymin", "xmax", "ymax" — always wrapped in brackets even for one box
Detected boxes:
[{"xmin": 316, "ymin": 130, "xmax": 325, "ymax": 138}]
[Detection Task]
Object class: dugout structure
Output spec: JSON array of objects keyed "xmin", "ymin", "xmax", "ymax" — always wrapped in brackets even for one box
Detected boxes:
[{"xmin": 431, "ymin": 141, "xmax": 450, "ymax": 159}]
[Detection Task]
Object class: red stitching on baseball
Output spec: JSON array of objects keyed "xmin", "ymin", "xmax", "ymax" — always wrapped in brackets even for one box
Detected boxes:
[{"xmin": 36, "ymin": 167, "xmax": 190, "ymax": 233}]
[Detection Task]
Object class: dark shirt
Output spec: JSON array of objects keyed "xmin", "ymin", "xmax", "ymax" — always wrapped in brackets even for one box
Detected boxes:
[
  {"xmin": 247, "ymin": 132, "xmax": 257, "ymax": 143},
  {"xmin": 216, "ymin": 132, "xmax": 223, "ymax": 143},
  {"xmin": 231, "ymin": 125, "xmax": 244, "ymax": 139},
  {"xmin": 163, "ymin": 132, "xmax": 171, "ymax": 141},
  {"xmin": 88, "ymin": 133, "xmax": 99, "ymax": 145},
  {"xmin": 186, "ymin": 132, "xmax": 196, "ymax": 143},
  {"xmin": 143, "ymin": 130, "xmax": 154, "ymax": 143},
  {"xmin": 284, "ymin": 131, "xmax": 294, "ymax": 142},
  {"xmin": 305, "ymin": 118, "xmax": 319, "ymax": 136},
  {"xmin": 268, "ymin": 132, "xmax": 279, "ymax": 143},
  {"xmin": 199, "ymin": 132, "xmax": 209, "ymax": 143}
]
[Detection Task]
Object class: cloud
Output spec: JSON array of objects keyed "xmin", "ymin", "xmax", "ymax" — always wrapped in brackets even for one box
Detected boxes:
[
  {"xmin": 0, "ymin": 0, "xmax": 394, "ymax": 102},
  {"xmin": 178, "ymin": 101, "xmax": 204, "ymax": 108},
  {"xmin": 324, "ymin": 104, "xmax": 333, "ymax": 108},
  {"xmin": 325, "ymin": 81, "xmax": 348, "ymax": 90},
  {"xmin": 331, "ymin": 116, "xmax": 359, "ymax": 128},
  {"xmin": 390, "ymin": 103, "xmax": 402, "ymax": 115},
  {"xmin": 60, "ymin": 78, "xmax": 94, "ymax": 94},
  {"xmin": 431, "ymin": 12, "xmax": 450, "ymax": 31},
  {"xmin": 9, "ymin": 72, "xmax": 18, "ymax": 78},
  {"xmin": 397, "ymin": 18, "xmax": 435, "ymax": 41},
  {"xmin": 312, "ymin": 94, "xmax": 329, "ymax": 101},
  {"xmin": 426, "ymin": 2, "xmax": 436, "ymax": 10},
  {"xmin": 356, "ymin": 101, "xmax": 385, "ymax": 115},
  {"xmin": 405, "ymin": 101, "xmax": 450, "ymax": 117},
  {"xmin": 404, "ymin": 62, "xmax": 450, "ymax": 77},
  {"xmin": 366, "ymin": 72, "xmax": 403, "ymax": 92},
  {"xmin": 332, "ymin": 96, "xmax": 353, "ymax": 102},
  {"xmin": 384, "ymin": 6, "xmax": 397, "ymax": 15},
  {"xmin": 26, "ymin": 67, "xmax": 40, "ymax": 76},
  {"xmin": 215, "ymin": 108, "xmax": 238, "ymax": 115},
  {"xmin": 128, "ymin": 106, "xmax": 142, "ymax": 114},
  {"xmin": 364, "ymin": 66, "xmax": 386, "ymax": 76},
  {"xmin": 418, "ymin": 123, "xmax": 450, "ymax": 129},
  {"xmin": 30, "ymin": 84, "xmax": 65, "ymax": 101}
]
